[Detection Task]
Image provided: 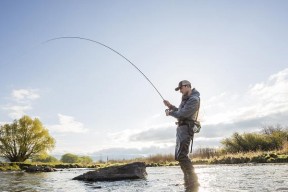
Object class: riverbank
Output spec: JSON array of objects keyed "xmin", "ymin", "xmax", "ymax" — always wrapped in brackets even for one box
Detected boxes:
[
  {"xmin": 0, "ymin": 162, "xmax": 99, "ymax": 172},
  {"xmin": 109, "ymin": 150, "xmax": 288, "ymax": 166},
  {"xmin": 192, "ymin": 151, "xmax": 288, "ymax": 165},
  {"xmin": 1, "ymin": 151, "xmax": 287, "ymax": 171},
  {"xmin": 106, "ymin": 150, "xmax": 288, "ymax": 166}
]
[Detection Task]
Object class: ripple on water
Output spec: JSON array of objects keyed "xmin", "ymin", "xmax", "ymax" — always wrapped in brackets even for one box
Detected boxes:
[{"xmin": 0, "ymin": 164, "xmax": 287, "ymax": 192}]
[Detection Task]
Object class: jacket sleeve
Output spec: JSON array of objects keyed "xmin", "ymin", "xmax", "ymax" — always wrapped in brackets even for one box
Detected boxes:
[{"xmin": 170, "ymin": 96, "xmax": 199, "ymax": 119}]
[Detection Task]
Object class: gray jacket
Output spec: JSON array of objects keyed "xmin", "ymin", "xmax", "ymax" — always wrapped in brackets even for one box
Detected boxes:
[{"xmin": 170, "ymin": 88, "xmax": 200, "ymax": 122}]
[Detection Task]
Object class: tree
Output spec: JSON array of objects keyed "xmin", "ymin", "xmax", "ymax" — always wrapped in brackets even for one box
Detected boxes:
[
  {"xmin": 60, "ymin": 153, "xmax": 93, "ymax": 164},
  {"xmin": 261, "ymin": 124, "xmax": 284, "ymax": 135},
  {"xmin": 0, "ymin": 115, "xmax": 55, "ymax": 162},
  {"xmin": 221, "ymin": 125, "xmax": 288, "ymax": 153},
  {"xmin": 32, "ymin": 153, "xmax": 59, "ymax": 163},
  {"xmin": 61, "ymin": 153, "xmax": 79, "ymax": 163},
  {"xmin": 78, "ymin": 156, "xmax": 93, "ymax": 164}
]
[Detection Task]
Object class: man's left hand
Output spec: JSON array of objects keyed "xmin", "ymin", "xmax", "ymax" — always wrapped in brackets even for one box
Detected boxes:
[{"xmin": 163, "ymin": 100, "xmax": 172, "ymax": 108}]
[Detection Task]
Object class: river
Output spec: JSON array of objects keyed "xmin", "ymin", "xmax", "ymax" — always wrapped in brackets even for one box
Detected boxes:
[{"xmin": 0, "ymin": 164, "xmax": 287, "ymax": 192}]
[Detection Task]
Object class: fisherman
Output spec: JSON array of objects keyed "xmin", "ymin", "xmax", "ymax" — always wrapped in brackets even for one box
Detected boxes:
[{"xmin": 164, "ymin": 80, "xmax": 200, "ymax": 192}]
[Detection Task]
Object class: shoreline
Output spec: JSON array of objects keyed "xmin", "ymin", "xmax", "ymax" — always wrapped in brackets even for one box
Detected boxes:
[
  {"xmin": 1, "ymin": 153, "xmax": 287, "ymax": 172},
  {"xmin": 1, "ymin": 150, "xmax": 287, "ymax": 172},
  {"xmin": 0, "ymin": 162, "xmax": 287, "ymax": 173}
]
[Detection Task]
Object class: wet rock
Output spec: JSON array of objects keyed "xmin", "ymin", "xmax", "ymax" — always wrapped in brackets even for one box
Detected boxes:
[
  {"xmin": 73, "ymin": 162, "xmax": 147, "ymax": 181},
  {"xmin": 25, "ymin": 165, "xmax": 56, "ymax": 172}
]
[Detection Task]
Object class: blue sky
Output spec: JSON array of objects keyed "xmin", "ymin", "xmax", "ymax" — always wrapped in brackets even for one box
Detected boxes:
[{"xmin": 1, "ymin": 0, "xmax": 288, "ymax": 158}]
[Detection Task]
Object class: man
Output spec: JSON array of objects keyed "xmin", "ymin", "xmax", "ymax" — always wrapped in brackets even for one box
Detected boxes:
[{"xmin": 164, "ymin": 80, "xmax": 200, "ymax": 192}]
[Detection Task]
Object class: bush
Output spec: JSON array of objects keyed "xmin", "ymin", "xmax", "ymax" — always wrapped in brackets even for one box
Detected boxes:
[
  {"xmin": 221, "ymin": 125, "xmax": 288, "ymax": 153},
  {"xmin": 60, "ymin": 153, "xmax": 93, "ymax": 164},
  {"xmin": 32, "ymin": 155, "xmax": 59, "ymax": 163},
  {"xmin": 192, "ymin": 147, "xmax": 220, "ymax": 159},
  {"xmin": 61, "ymin": 153, "xmax": 79, "ymax": 163}
]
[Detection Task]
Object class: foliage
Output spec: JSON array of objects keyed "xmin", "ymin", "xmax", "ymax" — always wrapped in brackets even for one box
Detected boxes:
[
  {"xmin": 102, "ymin": 153, "xmax": 176, "ymax": 166},
  {"xmin": 78, "ymin": 156, "xmax": 93, "ymax": 164},
  {"xmin": 144, "ymin": 154, "xmax": 175, "ymax": 163},
  {"xmin": 0, "ymin": 163, "xmax": 21, "ymax": 171},
  {"xmin": 192, "ymin": 147, "xmax": 221, "ymax": 159},
  {"xmin": 61, "ymin": 153, "xmax": 79, "ymax": 163},
  {"xmin": 0, "ymin": 116, "xmax": 55, "ymax": 162},
  {"xmin": 60, "ymin": 153, "xmax": 93, "ymax": 164},
  {"xmin": 32, "ymin": 154, "xmax": 59, "ymax": 163},
  {"xmin": 221, "ymin": 125, "xmax": 288, "ymax": 153}
]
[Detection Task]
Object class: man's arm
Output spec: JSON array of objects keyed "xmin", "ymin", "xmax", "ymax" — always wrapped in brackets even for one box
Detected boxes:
[{"xmin": 170, "ymin": 97, "xmax": 199, "ymax": 119}]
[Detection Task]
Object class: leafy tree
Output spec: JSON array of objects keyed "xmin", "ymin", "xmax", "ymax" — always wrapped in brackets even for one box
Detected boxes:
[
  {"xmin": 60, "ymin": 153, "xmax": 93, "ymax": 164},
  {"xmin": 61, "ymin": 153, "xmax": 79, "ymax": 163},
  {"xmin": 78, "ymin": 156, "xmax": 93, "ymax": 164},
  {"xmin": 32, "ymin": 153, "xmax": 59, "ymax": 163},
  {"xmin": 0, "ymin": 116, "xmax": 55, "ymax": 162},
  {"xmin": 262, "ymin": 124, "xmax": 288, "ymax": 150},
  {"xmin": 261, "ymin": 124, "xmax": 284, "ymax": 135}
]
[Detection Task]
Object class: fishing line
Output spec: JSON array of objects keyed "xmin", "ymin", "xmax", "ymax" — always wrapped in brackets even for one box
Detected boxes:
[{"xmin": 42, "ymin": 37, "xmax": 165, "ymax": 101}]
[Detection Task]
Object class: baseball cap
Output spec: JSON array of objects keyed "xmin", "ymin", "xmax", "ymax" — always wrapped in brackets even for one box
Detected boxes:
[{"xmin": 175, "ymin": 80, "xmax": 191, "ymax": 91}]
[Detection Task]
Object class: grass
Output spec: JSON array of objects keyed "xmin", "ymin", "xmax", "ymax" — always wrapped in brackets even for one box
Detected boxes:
[
  {"xmin": 0, "ymin": 163, "xmax": 21, "ymax": 171},
  {"xmin": 1, "ymin": 145, "xmax": 287, "ymax": 172},
  {"xmin": 191, "ymin": 149, "xmax": 288, "ymax": 164}
]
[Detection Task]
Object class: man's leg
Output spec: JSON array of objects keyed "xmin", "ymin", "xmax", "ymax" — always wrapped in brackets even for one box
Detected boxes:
[
  {"xmin": 179, "ymin": 160, "xmax": 199, "ymax": 191},
  {"xmin": 175, "ymin": 125, "xmax": 199, "ymax": 192}
]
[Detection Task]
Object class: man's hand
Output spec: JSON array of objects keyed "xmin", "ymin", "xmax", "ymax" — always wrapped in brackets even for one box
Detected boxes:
[
  {"xmin": 163, "ymin": 100, "xmax": 172, "ymax": 108},
  {"xmin": 165, "ymin": 109, "xmax": 170, "ymax": 116}
]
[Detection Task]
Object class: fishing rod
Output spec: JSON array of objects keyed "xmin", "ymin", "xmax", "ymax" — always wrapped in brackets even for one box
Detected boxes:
[{"xmin": 42, "ymin": 37, "xmax": 165, "ymax": 101}]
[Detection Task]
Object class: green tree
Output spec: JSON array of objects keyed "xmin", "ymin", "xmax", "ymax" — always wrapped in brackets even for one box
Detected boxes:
[
  {"xmin": 262, "ymin": 124, "xmax": 288, "ymax": 150},
  {"xmin": 32, "ymin": 154, "xmax": 59, "ymax": 163},
  {"xmin": 61, "ymin": 153, "xmax": 79, "ymax": 163},
  {"xmin": 78, "ymin": 156, "xmax": 93, "ymax": 164},
  {"xmin": 221, "ymin": 125, "xmax": 288, "ymax": 153},
  {"xmin": 0, "ymin": 115, "xmax": 55, "ymax": 162}
]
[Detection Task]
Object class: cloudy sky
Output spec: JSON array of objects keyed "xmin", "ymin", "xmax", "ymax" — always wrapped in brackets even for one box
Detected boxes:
[{"xmin": 1, "ymin": 1, "xmax": 288, "ymax": 158}]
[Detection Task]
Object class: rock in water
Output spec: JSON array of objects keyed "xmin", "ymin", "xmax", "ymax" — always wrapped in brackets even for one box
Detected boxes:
[
  {"xmin": 73, "ymin": 162, "xmax": 147, "ymax": 181},
  {"xmin": 25, "ymin": 165, "xmax": 56, "ymax": 172}
]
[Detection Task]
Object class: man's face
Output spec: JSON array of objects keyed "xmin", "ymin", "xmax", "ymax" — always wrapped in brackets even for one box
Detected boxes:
[{"xmin": 179, "ymin": 85, "xmax": 189, "ymax": 95}]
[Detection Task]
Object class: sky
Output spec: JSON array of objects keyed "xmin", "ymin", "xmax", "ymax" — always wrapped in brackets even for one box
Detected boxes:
[{"xmin": 1, "ymin": 0, "xmax": 288, "ymax": 159}]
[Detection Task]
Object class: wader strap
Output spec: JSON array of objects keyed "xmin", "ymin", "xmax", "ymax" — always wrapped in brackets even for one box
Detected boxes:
[
  {"xmin": 190, "ymin": 97, "xmax": 200, "ymax": 153},
  {"xmin": 190, "ymin": 134, "xmax": 194, "ymax": 153}
]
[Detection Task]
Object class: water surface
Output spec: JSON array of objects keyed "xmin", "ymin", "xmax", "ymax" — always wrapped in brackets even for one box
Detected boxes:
[{"xmin": 0, "ymin": 164, "xmax": 287, "ymax": 192}]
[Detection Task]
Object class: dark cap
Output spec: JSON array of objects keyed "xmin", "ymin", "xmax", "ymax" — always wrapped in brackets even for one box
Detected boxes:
[{"xmin": 175, "ymin": 80, "xmax": 191, "ymax": 91}]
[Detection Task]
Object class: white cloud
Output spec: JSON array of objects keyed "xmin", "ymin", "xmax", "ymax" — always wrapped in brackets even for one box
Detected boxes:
[
  {"xmin": 1, "ymin": 89, "xmax": 40, "ymax": 119},
  {"xmin": 2, "ymin": 105, "xmax": 32, "ymax": 119},
  {"xmin": 203, "ymin": 68, "xmax": 288, "ymax": 125},
  {"xmin": 12, "ymin": 89, "xmax": 40, "ymax": 102},
  {"xmin": 248, "ymin": 68, "xmax": 288, "ymax": 114},
  {"xmin": 48, "ymin": 114, "xmax": 88, "ymax": 133},
  {"xmin": 106, "ymin": 122, "xmax": 176, "ymax": 151}
]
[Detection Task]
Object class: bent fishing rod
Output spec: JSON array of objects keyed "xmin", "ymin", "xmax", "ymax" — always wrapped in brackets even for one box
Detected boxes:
[{"xmin": 43, "ymin": 37, "xmax": 165, "ymax": 101}]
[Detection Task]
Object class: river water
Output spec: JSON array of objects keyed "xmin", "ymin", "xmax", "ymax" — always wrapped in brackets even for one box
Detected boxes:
[{"xmin": 0, "ymin": 164, "xmax": 287, "ymax": 192}]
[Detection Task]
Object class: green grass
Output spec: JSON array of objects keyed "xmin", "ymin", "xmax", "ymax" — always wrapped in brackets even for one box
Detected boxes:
[
  {"xmin": 1, "ymin": 149, "xmax": 287, "ymax": 172},
  {"xmin": 191, "ymin": 151, "xmax": 288, "ymax": 164},
  {"xmin": 0, "ymin": 163, "xmax": 21, "ymax": 171}
]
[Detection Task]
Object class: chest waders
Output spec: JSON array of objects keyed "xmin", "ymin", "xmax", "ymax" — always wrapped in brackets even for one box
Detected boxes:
[{"xmin": 176, "ymin": 96, "xmax": 200, "ymax": 192}]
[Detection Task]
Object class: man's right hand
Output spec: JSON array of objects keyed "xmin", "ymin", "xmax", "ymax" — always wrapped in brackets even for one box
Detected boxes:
[{"xmin": 165, "ymin": 109, "xmax": 170, "ymax": 116}]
